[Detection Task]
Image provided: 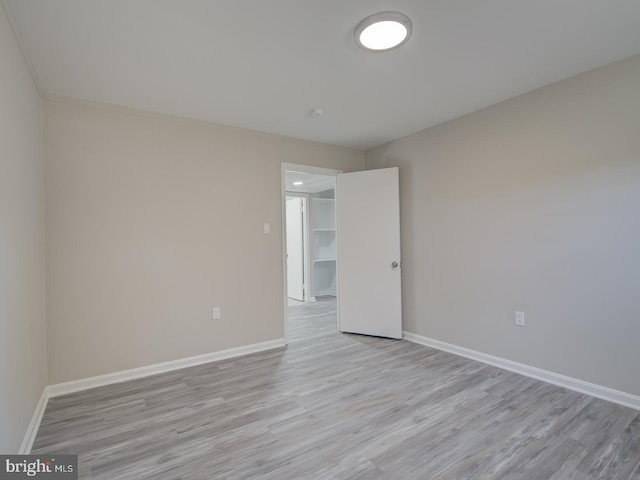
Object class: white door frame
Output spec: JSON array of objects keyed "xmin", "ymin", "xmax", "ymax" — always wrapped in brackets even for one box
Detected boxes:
[{"xmin": 281, "ymin": 163, "xmax": 342, "ymax": 343}]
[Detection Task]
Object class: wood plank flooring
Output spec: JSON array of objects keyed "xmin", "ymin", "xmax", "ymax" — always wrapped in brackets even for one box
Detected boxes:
[{"xmin": 33, "ymin": 297, "xmax": 640, "ymax": 479}]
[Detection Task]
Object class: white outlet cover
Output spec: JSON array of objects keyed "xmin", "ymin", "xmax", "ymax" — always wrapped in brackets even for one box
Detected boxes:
[
  {"xmin": 263, "ymin": 223, "xmax": 271, "ymax": 234},
  {"xmin": 212, "ymin": 307, "xmax": 221, "ymax": 320},
  {"xmin": 515, "ymin": 311, "xmax": 525, "ymax": 327}
]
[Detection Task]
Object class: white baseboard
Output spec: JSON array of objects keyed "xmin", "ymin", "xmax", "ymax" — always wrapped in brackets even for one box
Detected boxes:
[
  {"xmin": 19, "ymin": 388, "xmax": 49, "ymax": 454},
  {"xmin": 403, "ymin": 331, "xmax": 640, "ymax": 411},
  {"xmin": 48, "ymin": 338, "xmax": 286, "ymax": 398},
  {"xmin": 314, "ymin": 291, "xmax": 336, "ymax": 298}
]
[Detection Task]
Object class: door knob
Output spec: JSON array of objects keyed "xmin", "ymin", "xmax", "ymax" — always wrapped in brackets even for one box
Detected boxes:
[{"xmin": 391, "ymin": 261, "xmax": 399, "ymax": 269}]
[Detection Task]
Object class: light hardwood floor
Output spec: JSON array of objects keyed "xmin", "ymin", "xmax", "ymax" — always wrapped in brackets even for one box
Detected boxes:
[{"xmin": 33, "ymin": 297, "xmax": 640, "ymax": 479}]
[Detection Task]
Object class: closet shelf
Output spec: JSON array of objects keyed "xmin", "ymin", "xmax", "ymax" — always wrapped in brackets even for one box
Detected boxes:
[{"xmin": 311, "ymin": 196, "xmax": 336, "ymax": 297}]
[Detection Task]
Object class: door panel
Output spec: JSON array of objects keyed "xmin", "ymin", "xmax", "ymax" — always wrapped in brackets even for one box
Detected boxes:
[
  {"xmin": 286, "ymin": 197, "xmax": 304, "ymax": 301},
  {"xmin": 336, "ymin": 167, "xmax": 402, "ymax": 339}
]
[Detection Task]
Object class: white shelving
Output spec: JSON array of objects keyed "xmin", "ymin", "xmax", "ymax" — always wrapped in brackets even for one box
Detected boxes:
[{"xmin": 310, "ymin": 197, "xmax": 336, "ymax": 297}]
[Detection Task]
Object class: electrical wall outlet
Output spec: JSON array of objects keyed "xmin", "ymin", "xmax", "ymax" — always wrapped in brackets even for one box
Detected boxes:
[
  {"xmin": 515, "ymin": 311, "xmax": 525, "ymax": 327},
  {"xmin": 212, "ymin": 307, "xmax": 221, "ymax": 320}
]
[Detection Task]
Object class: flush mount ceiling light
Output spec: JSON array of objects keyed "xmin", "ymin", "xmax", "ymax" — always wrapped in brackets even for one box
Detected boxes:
[{"xmin": 355, "ymin": 11, "xmax": 412, "ymax": 52}]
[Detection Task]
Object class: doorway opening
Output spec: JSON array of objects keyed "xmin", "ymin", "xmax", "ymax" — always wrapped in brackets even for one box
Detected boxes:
[
  {"xmin": 282, "ymin": 164, "xmax": 403, "ymax": 344},
  {"xmin": 282, "ymin": 164, "xmax": 341, "ymax": 342}
]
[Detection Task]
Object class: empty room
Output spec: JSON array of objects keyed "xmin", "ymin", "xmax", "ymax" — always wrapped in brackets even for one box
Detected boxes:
[{"xmin": 1, "ymin": 1, "xmax": 640, "ymax": 478}]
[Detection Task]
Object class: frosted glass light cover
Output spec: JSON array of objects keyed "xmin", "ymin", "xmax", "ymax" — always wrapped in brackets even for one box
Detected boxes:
[
  {"xmin": 360, "ymin": 21, "xmax": 407, "ymax": 50},
  {"xmin": 355, "ymin": 12, "xmax": 412, "ymax": 52}
]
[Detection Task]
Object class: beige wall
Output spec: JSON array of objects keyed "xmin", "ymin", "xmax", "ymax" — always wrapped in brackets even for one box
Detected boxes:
[
  {"xmin": 44, "ymin": 99, "xmax": 364, "ymax": 384},
  {"xmin": 366, "ymin": 54, "xmax": 640, "ymax": 396},
  {"xmin": 0, "ymin": 7, "xmax": 47, "ymax": 452}
]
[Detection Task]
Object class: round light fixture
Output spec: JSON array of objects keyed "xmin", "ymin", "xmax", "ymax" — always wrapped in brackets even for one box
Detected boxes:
[{"xmin": 355, "ymin": 11, "xmax": 412, "ymax": 52}]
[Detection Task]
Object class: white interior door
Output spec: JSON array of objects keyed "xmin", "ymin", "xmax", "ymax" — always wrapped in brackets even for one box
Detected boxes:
[
  {"xmin": 286, "ymin": 197, "xmax": 305, "ymax": 301},
  {"xmin": 337, "ymin": 167, "xmax": 402, "ymax": 339}
]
